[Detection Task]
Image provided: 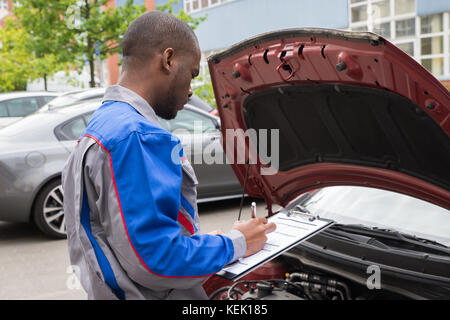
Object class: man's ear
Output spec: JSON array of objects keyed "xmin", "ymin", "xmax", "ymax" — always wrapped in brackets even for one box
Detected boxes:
[{"xmin": 162, "ymin": 48, "xmax": 175, "ymax": 72}]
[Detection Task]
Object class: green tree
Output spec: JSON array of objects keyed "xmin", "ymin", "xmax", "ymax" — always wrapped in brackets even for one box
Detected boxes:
[
  {"xmin": 0, "ymin": 17, "xmax": 66, "ymax": 92},
  {"xmin": 0, "ymin": 18, "xmax": 31, "ymax": 92},
  {"xmin": 13, "ymin": 0, "xmax": 146, "ymax": 88},
  {"xmin": 193, "ymin": 76, "xmax": 217, "ymax": 108},
  {"xmin": 3, "ymin": 0, "xmax": 206, "ymax": 91}
]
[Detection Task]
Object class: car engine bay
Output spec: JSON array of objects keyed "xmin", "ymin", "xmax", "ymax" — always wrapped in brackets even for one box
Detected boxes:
[{"xmin": 204, "ymin": 247, "xmax": 450, "ymax": 300}]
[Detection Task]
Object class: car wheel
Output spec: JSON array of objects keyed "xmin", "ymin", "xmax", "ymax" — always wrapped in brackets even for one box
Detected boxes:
[{"xmin": 33, "ymin": 178, "xmax": 67, "ymax": 239}]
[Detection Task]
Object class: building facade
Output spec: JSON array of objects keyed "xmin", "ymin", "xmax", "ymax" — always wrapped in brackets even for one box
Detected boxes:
[
  {"xmin": 0, "ymin": 0, "xmax": 12, "ymax": 28},
  {"xmin": 182, "ymin": 0, "xmax": 450, "ymax": 85},
  {"xmin": 348, "ymin": 0, "xmax": 450, "ymax": 83}
]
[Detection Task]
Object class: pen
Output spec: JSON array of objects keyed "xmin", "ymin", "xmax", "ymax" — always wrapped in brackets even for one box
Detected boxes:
[{"xmin": 251, "ymin": 202, "xmax": 256, "ymax": 219}]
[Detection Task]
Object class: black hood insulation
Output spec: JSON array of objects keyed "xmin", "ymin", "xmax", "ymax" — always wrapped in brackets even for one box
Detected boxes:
[{"xmin": 243, "ymin": 84, "xmax": 450, "ymax": 191}]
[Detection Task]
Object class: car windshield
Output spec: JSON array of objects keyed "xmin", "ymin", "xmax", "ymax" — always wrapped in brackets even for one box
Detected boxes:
[
  {"xmin": 298, "ymin": 186, "xmax": 450, "ymax": 247},
  {"xmin": 45, "ymin": 94, "xmax": 80, "ymax": 108}
]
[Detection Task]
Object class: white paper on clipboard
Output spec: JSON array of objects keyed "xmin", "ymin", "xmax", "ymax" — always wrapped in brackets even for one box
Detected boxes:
[{"xmin": 217, "ymin": 211, "xmax": 334, "ymax": 281}]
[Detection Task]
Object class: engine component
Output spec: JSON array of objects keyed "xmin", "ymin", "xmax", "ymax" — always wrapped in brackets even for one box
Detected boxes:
[
  {"xmin": 287, "ymin": 272, "xmax": 352, "ymax": 299},
  {"xmin": 242, "ymin": 283, "xmax": 304, "ymax": 300},
  {"xmin": 213, "ymin": 272, "xmax": 353, "ymax": 300}
]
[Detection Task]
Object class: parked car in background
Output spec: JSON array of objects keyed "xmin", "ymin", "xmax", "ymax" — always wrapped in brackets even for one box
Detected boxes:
[
  {"xmin": 0, "ymin": 92, "xmax": 59, "ymax": 128},
  {"xmin": 202, "ymin": 28, "xmax": 450, "ymax": 300},
  {"xmin": 0, "ymin": 99, "xmax": 242, "ymax": 238},
  {"xmin": 39, "ymin": 87, "xmax": 219, "ymax": 116},
  {"xmin": 38, "ymin": 88, "xmax": 106, "ymax": 111}
]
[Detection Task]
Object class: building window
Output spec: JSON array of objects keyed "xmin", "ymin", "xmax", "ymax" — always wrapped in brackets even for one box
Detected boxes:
[
  {"xmin": 395, "ymin": 0, "xmax": 415, "ymax": 16},
  {"xmin": 352, "ymin": 25, "xmax": 369, "ymax": 32},
  {"xmin": 184, "ymin": 0, "xmax": 234, "ymax": 13},
  {"xmin": 351, "ymin": 5, "xmax": 368, "ymax": 23},
  {"xmin": 374, "ymin": 22, "xmax": 391, "ymax": 37},
  {"xmin": 421, "ymin": 57, "xmax": 444, "ymax": 76},
  {"xmin": 395, "ymin": 18, "xmax": 415, "ymax": 37},
  {"xmin": 372, "ymin": 0, "xmax": 390, "ymax": 19},
  {"xmin": 396, "ymin": 42, "xmax": 414, "ymax": 56},
  {"xmin": 421, "ymin": 36, "xmax": 443, "ymax": 55},
  {"xmin": 421, "ymin": 13, "xmax": 443, "ymax": 34},
  {"xmin": 0, "ymin": 0, "xmax": 8, "ymax": 10},
  {"xmin": 192, "ymin": 0, "xmax": 199, "ymax": 11}
]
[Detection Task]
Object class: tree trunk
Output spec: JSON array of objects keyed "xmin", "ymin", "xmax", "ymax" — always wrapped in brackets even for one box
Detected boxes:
[
  {"xmin": 85, "ymin": 0, "xmax": 96, "ymax": 88},
  {"xmin": 43, "ymin": 73, "xmax": 47, "ymax": 91},
  {"xmin": 88, "ymin": 55, "xmax": 96, "ymax": 88}
]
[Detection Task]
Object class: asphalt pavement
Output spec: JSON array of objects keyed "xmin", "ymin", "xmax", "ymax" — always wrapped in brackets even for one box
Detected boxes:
[{"xmin": 0, "ymin": 197, "xmax": 270, "ymax": 300}]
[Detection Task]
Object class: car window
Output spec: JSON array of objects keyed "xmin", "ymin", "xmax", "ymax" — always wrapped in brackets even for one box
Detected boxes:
[
  {"xmin": 47, "ymin": 94, "xmax": 78, "ymax": 108},
  {"xmin": 55, "ymin": 111, "xmax": 94, "ymax": 141},
  {"xmin": 3, "ymin": 97, "xmax": 40, "ymax": 117},
  {"xmin": 42, "ymin": 96, "xmax": 57, "ymax": 105},
  {"xmin": 300, "ymin": 186, "xmax": 450, "ymax": 247},
  {"xmin": 165, "ymin": 109, "xmax": 217, "ymax": 134},
  {"xmin": 83, "ymin": 111, "xmax": 94, "ymax": 123},
  {"xmin": 59, "ymin": 117, "xmax": 86, "ymax": 141},
  {"xmin": 0, "ymin": 101, "xmax": 8, "ymax": 117}
]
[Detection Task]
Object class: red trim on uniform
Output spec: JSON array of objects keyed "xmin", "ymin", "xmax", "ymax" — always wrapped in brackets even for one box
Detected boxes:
[
  {"xmin": 82, "ymin": 134, "xmax": 215, "ymax": 279},
  {"xmin": 177, "ymin": 210, "xmax": 195, "ymax": 235},
  {"xmin": 180, "ymin": 156, "xmax": 188, "ymax": 161}
]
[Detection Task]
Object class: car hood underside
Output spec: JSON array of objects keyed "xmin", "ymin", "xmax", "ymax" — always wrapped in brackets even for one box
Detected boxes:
[{"xmin": 208, "ymin": 28, "xmax": 450, "ymax": 214}]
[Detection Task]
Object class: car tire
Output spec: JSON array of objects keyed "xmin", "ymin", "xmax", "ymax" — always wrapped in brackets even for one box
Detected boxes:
[{"xmin": 33, "ymin": 178, "xmax": 67, "ymax": 239}]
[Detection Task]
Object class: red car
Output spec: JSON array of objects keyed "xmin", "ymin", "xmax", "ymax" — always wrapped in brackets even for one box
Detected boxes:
[{"xmin": 203, "ymin": 28, "xmax": 450, "ymax": 300}]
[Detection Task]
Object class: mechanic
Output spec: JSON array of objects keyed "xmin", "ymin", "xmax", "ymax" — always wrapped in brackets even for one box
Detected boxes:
[{"xmin": 62, "ymin": 11, "xmax": 276, "ymax": 300}]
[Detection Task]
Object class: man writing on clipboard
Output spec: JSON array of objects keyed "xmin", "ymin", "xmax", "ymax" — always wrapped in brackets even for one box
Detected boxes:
[{"xmin": 62, "ymin": 11, "xmax": 276, "ymax": 300}]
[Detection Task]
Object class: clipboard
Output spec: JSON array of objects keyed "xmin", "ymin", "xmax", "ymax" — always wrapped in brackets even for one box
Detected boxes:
[{"xmin": 217, "ymin": 209, "xmax": 334, "ymax": 282}]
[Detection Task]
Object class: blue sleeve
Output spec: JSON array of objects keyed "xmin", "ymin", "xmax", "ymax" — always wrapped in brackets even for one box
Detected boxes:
[{"xmin": 109, "ymin": 131, "xmax": 235, "ymax": 277}]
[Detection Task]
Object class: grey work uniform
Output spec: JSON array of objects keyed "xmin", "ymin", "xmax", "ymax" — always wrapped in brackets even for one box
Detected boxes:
[{"xmin": 62, "ymin": 85, "xmax": 246, "ymax": 300}]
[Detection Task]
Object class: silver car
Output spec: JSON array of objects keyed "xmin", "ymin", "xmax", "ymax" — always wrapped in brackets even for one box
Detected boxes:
[
  {"xmin": 0, "ymin": 91, "xmax": 59, "ymax": 128},
  {"xmin": 38, "ymin": 88, "xmax": 106, "ymax": 112},
  {"xmin": 0, "ymin": 99, "xmax": 242, "ymax": 238},
  {"xmin": 39, "ymin": 87, "xmax": 218, "ymax": 116}
]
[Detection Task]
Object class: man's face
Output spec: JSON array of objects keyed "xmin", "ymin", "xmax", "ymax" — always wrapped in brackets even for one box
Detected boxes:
[{"xmin": 158, "ymin": 47, "xmax": 201, "ymax": 120}]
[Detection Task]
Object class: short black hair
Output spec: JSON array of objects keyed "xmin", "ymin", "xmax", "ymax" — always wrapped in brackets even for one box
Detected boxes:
[{"xmin": 121, "ymin": 11, "xmax": 199, "ymax": 69}]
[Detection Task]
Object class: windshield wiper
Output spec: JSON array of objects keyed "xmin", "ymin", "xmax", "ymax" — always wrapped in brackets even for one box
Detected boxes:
[{"xmin": 330, "ymin": 224, "xmax": 450, "ymax": 255}]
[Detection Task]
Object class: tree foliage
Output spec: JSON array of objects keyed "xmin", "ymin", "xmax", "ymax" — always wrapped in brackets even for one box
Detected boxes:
[
  {"xmin": 11, "ymin": 0, "xmax": 146, "ymax": 88},
  {"xmin": 0, "ymin": 17, "xmax": 64, "ymax": 92},
  {"xmin": 193, "ymin": 76, "xmax": 217, "ymax": 108},
  {"xmin": 0, "ymin": 0, "xmax": 206, "ymax": 92}
]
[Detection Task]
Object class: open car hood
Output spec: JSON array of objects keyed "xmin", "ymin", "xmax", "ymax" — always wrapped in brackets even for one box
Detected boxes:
[{"xmin": 208, "ymin": 28, "xmax": 450, "ymax": 215}]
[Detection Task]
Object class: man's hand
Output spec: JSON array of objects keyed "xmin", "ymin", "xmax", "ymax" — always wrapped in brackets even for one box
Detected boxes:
[{"xmin": 231, "ymin": 218, "xmax": 276, "ymax": 257}]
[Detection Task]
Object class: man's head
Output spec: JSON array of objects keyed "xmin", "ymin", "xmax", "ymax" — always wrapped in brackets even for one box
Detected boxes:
[{"xmin": 120, "ymin": 11, "xmax": 201, "ymax": 120}]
